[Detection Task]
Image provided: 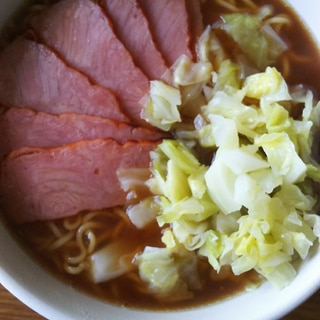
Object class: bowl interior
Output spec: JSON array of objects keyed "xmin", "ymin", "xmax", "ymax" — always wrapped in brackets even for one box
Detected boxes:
[{"xmin": 0, "ymin": 0, "xmax": 320, "ymax": 319}]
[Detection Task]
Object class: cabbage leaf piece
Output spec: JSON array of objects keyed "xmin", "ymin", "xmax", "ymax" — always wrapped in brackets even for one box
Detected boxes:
[
  {"xmin": 243, "ymin": 67, "xmax": 291, "ymax": 101},
  {"xmin": 255, "ymin": 132, "xmax": 307, "ymax": 184},
  {"xmin": 135, "ymin": 246, "xmax": 200, "ymax": 300},
  {"xmin": 89, "ymin": 239, "xmax": 136, "ymax": 283},
  {"xmin": 220, "ymin": 13, "xmax": 287, "ymax": 70},
  {"xmin": 142, "ymin": 81, "xmax": 181, "ymax": 131}
]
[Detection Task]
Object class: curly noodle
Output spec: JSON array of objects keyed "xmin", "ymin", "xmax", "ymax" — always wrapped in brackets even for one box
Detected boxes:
[
  {"xmin": 22, "ymin": 208, "xmax": 132, "ymax": 276},
  {"xmin": 215, "ymin": 0, "xmax": 258, "ymax": 11}
]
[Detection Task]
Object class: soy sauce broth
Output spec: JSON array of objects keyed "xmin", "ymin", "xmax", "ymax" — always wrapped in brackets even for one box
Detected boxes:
[{"xmin": 202, "ymin": 0, "xmax": 320, "ymax": 96}]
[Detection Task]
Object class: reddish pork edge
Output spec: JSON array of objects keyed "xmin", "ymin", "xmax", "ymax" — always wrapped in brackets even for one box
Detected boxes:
[
  {"xmin": 100, "ymin": 0, "xmax": 170, "ymax": 81},
  {"xmin": 0, "ymin": 107, "xmax": 170, "ymax": 160},
  {"xmin": 0, "ymin": 38, "xmax": 129, "ymax": 122},
  {"xmin": 185, "ymin": 0, "xmax": 204, "ymax": 53},
  {"xmin": 0, "ymin": 139, "xmax": 158, "ymax": 224},
  {"xmin": 138, "ymin": 0, "xmax": 193, "ymax": 67},
  {"xmin": 30, "ymin": 0, "xmax": 151, "ymax": 127}
]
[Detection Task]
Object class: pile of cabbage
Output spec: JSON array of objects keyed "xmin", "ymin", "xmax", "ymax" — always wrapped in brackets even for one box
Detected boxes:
[{"xmin": 128, "ymin": 10, "xmax": 320, "ymax": 297}]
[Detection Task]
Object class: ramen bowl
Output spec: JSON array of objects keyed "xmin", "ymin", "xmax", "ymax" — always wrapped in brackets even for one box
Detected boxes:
[{"xmin": 1, "ymin": 0, "xmax": 320, "ymax": 319}]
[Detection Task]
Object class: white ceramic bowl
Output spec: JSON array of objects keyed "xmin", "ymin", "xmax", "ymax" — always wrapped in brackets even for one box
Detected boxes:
[{"xmin": 1, "ymin": 1, "xmax": 320, "ymax": 319}]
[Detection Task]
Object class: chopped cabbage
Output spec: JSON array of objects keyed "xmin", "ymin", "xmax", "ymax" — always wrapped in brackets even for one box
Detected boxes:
[
  {"xmin": 243, "ymin": 67, "xmax": 291, "ymax": 101},
  {"xmin": 255, "ymin": 132, "xmax": 307, "ymax": 184},
  {"xmin": 135, "ymin": 11, "xmax": 320, "ymax": 295},
  {"xmin": 135, "ymin": 245, "xmax": 200, "ymax": 300},
  {"xmin": 173, "ymin": 55, "xmax": 213, "ymax": 86},
  {"xmin": 219, "ymin": 12, "xmax": 287, "ymax": 69},
  {"xmin": 89, "ymin": 239, "xmax": 136, "ymax": 283},
  {"xmin": 126, "ymin": 198, "xmax": 158, "ymax": 229},
  {"xmin": 142, "ymin": 80, "xmax": 181, "ymax": 131},
  {"xmin": 135, "ymin": 246, "xmax": 180, "ymax": 293},
  {"xmin": 197, "ymin": 26, "xmax": 226, "ymax": 67}
]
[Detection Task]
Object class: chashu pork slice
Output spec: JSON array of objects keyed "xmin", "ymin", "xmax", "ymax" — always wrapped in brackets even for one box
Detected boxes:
[
  {"xmin": 0, "ymin": 139, "xmax": 157, "ymax": 224},
  {"xmin": 138, "ymin": 0, "xmax": 193, "ymax": 67},
  {"xmin": 0, "ymin": 107, "xmax": 169, "ymax": 159},
  {"xmin": 185, "ymin": 0, "xmax": 204, "ymax": 52},
  {"xmin": 0, "ymin": 38, "xmax": 128, "ymax": 121},
  {"xmin": 30, "ymin": 0, "xmax": 150, "ymax": 126},
  {"xmin": 100, "ymin": 0, "xmax": 170, "ymax": 81}
]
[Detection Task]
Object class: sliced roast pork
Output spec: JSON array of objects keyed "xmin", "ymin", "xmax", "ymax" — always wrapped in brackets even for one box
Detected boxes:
[
  {"xmin": 0, "ymin": 38, "xmax": 128, "ymax": 121},
  {"xmin": 0, "ymin": 108, "xmax": 169, "ymax": 159},
  {"xmin": 0, "ymin": 139, "xmax": 157, "ymax": 224},
  {"xmin": 100, "ymin": 0, "xmax": 170, "ymax": 81},
  {"xmin": 138, "ymin": 0, "xmax": 193, "ymax": 67},
  {"xmin": 30, "ymin": 0, "xmax": 150, "ymax": 126}
]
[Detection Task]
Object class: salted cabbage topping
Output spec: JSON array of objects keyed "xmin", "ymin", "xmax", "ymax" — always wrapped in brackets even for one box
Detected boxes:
[{"xmin": 132, "ymin": 9, "xmax": 320, "ymax": 297}]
